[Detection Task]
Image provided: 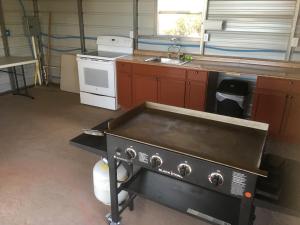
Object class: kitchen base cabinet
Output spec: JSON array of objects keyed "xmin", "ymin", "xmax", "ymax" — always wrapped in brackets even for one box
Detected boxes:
[
  {"xmin": 185, "ymin": 81, "xmax": 207, "ymax": 111},
  {"xmin": 282, "ymin": 94, "xmax": 300, "ymax": 143},
  {"xmin": 117, "ymin": 62, "xmax": 133, "ymax": 109},
  {"xmin": 117, "ymin": 61, "xmax": 210, "ymax": 112},
  {"xmin": 252, "ymin": 77, "xmax": 300, "ymax": 144},
  {"xmin": 158, "ymin": 77, "xmax": 186, "ymax": 108},
  {"xmin": 132, "ymin": 74, "xmax": 158, "ymax": 106},
  {"xmin": 252, "ymin": 90, "xmax": 287, "ymax": 137},
  {"xmin": 185, "ymin": 70, "xmax": 208, "ymax": 111},
  {"xmin": 117, "ymin": 73, "xmax": 132, "ymax": 108}
]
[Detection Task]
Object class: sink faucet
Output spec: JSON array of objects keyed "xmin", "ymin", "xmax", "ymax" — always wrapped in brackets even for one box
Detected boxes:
[{"xmin": 168, "ymin": 37, "xmax": 182, "ymax": 59}]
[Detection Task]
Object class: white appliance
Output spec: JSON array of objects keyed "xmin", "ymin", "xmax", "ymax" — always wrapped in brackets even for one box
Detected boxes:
[{"xmin": 77, "ymin": 36, "xmax": 133, "ymax": 110}]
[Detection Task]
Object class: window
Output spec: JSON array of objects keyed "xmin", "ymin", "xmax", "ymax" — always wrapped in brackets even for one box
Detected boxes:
[{"xmin": 157, "ymin": 0, "xmax": 204, "ymax": 38}]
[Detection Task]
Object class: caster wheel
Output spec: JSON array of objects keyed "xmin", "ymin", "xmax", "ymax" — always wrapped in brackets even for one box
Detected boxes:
[{"xmin": 105, "ymin": 214, "xmax": 121, "ymax": 225}]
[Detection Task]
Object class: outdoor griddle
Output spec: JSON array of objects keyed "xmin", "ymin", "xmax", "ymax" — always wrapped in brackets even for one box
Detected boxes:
[{"xmin": 70, "ymin": 102, "xmax": 300, "ymax": 225}]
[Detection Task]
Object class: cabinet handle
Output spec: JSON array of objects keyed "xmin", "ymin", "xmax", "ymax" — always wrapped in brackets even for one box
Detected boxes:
[{"xmin": 289, "ymin": 81, "xmax": 294, "ymax": 85}]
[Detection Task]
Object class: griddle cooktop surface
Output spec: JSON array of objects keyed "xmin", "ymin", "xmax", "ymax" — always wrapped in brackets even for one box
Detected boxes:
[{"xmin": 108, "ymin": 107, "xmax": 268, "ymax": 176}]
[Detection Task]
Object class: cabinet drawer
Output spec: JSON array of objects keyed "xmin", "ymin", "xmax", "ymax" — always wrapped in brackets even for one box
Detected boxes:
[
  {"xmin": 117, "ymin": 62, "xmax": 132, "ymax": 74},
  {"xmin": 256, "ymin": 76, "xmax": 289, "ymax": 92},
  {"xmin": 157, "ymin": 66, "xmax": 186, "ymax": 80},
  {"xmin": 133, "ymin": 64, "xmax": 157, "ymax": 76},
  {"xmin": 187, "ymin": 70, "xmax": 208, "ymax": 82}
]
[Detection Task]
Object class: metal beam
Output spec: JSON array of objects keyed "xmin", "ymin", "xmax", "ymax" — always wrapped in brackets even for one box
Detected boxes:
[
  {"xmin": 0, "ymin": 0, "xmax": 10, "ymax": 56},
  {"xmin": 77, "ymin": 0, "xmax": 86, "ymax": 53},
  {"xmin": 285, "ymin": 0, "xmax": 300, "ymax": 60},
  {"xmin": 0, "ymin": 0, "xmax": 16, "ymax": 90},
  {"xmin": 133, "ymin": 0, "xmax": 138, "ymax": 50},
  {"xmin": 199, "ymin": 0, "xmax": 209, "ymax": 55},
  {"xmin": 33, "ymin": 0, "xmax": 45, "ymax": 83}
]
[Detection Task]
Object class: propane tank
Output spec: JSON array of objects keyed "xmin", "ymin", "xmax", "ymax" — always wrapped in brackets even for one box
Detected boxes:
[{"xmin": 93, "ymin": 158, "xmax": 128, "ymax": 205}]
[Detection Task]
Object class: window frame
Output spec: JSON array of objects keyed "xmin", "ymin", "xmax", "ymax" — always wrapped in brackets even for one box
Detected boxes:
[{"xmin": 155, "ymin": 0, "xmax": 205, "ymax": 39}]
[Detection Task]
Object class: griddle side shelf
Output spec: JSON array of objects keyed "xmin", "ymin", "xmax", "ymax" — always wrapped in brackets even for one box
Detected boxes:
[{"xmin": 69, "ymin": 119, "xmax": 112, "ymax": 157}]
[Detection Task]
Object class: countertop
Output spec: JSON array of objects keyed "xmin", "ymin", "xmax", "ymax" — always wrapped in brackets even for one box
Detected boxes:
[{"xmin": 118, "ymin": 55, "xmax": 300, "ymax": 80}]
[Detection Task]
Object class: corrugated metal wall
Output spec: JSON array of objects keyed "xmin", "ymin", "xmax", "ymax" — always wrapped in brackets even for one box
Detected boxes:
[
  {"xmin": 38, "ymin": 0, "xmax": 135, "ymax": 83},
  {"xmin": 139, "ymin": 0, "xmax": 300, "ymax": 61},
  {"xmin": 1, "ymin": 0, "xmax": 299, "ymax": 89},
  {"xmin": 25, "ymin": 0, "xmax": 300, "ymax": 83},
  {"xmin": 205, "ymin": 0, "xmax": 297, "ymax": 60},
  {"xmin": 0, "ymin": 0, "xmax": 35, "ymax": 93}
]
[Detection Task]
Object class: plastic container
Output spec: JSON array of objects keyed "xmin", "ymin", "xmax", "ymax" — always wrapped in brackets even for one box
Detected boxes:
[
  {"xmin": 216, "ymin": 79, "xmax": 249, "ymax": 118},
  {"xmin": 93, "ymin": 158, "xmax": 128, "ymax": 205}
]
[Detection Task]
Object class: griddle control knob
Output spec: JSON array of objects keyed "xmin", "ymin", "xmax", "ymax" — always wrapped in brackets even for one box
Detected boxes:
[
  {"xmin": 125, "ymin": 147, "xmax": 137, "ymax": 160},
  {"xmin": 209, "ymin": 173, "xmax": 224, "ymax": 186},
  {"xmin": 150, "ymin": 155, "xmax": 163, "ymax": 168},
  {"xmin": 178, "ymin": 163, "xmax": 192, "ymax": 177}
]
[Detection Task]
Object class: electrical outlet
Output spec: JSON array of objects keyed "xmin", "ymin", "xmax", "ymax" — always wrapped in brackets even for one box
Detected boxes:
[{"xmin": 203, "ymin": 33, "xmax": 209, "ymax": 42}]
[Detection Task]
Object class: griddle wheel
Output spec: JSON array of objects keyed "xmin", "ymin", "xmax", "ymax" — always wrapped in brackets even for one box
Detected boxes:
[{"xmin": 105, "ymin": 213, "xmax": 121, "ymax": 225}]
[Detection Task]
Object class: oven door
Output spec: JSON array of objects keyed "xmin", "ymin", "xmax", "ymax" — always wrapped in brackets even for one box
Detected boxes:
[{"xmin": 77, "ymin": 57, "xmax": 116, "ymax": 97}]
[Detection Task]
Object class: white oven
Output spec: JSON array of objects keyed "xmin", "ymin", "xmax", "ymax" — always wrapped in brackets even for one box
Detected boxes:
[
  {"xmin": 77, "ymin": 36, "xmax": 133, "ymax": 110},
  {"xmin": 77, "ymin": 58, "xmax": 116, "ymax": 97}
]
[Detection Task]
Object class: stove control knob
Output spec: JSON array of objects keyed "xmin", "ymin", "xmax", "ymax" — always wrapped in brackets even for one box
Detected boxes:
[
  {"xmin": 150, "ymin": 155, "xmax": 163, "ymax": 168},
  {"xmin": 209, "ymin": 173, "xmax": 224, "ymax": 186},
  {"xmin": 125, "ymin": 147, "xmax": 137, "ymax": 160},
  {"xmin": 177, "ymin": 163, "xmax": 192, "ymax": 177}
]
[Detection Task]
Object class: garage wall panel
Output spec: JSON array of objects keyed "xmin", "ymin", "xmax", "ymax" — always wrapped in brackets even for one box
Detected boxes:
[
  {"xmin": 205, "ymin": 0, "xmax": 297, "ymax": 60},
  {"xmin": 39, "ymin": 0, "xmax": 136, "ymax": 83},
  {"xmin": 0, "ymin": 0, "xmax": 35, "ymax": 93},
  {"xmin": 137, "ymin": 0, "xmax": 300, "ymax": 61}
]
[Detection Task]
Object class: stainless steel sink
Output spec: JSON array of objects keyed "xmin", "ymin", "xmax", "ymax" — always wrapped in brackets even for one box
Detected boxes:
[{"xmin": 144, "ymin": 57, "xmax": 189, "ymax": 66}]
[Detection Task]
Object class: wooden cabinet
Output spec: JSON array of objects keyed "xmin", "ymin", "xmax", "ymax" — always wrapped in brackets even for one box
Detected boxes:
[
  {"xmin": 117, "ymin": 62, "xmax": 133, "ymax": 108},
  {"xmin": 252, "ymin": 90, "xmax": 287, "ymax": 137},
  {"xmin": 157, "ymin": 67, "xmax": 186, "ymax": 107},
  {"xmin": 252, "ymin": 77, "xmax": 300, "ymax": 143},
  {"xmin": 117, "ymin": 61, "xmax": 209, "ymax": 111},
  {"xmin": 185, "ymin": 70, "xmax": 208, "ymax": 111},
  {"xmin": 185, "ymin": 81, "xmax": 207, "ymax": 111},
  {"xmin": 158, "ymin": 77, "xmax": 186, "ymax": 107},
  {"xmin": 132, "ymin": 73, "xmax": 158, "ymax": 105},
  {"xmin": 282, "ymin": 90, "xmax": 300, "ymax": 143},
  {"xmin": 132, "ymin": 64, "xmax": 187, "ymax": 107},
  {"xmin": 132, "ymin": 64, "xmax": 158, "ymax": 105}
]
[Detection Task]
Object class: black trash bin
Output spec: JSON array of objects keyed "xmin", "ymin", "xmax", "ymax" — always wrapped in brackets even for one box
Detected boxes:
[{"xmin": 216, "ymin": 79, "xmax": 249, "ymax": 118}]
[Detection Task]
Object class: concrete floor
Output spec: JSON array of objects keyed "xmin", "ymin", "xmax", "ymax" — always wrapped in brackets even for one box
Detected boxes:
[{"xmin": 0, "ymin": 86, "xmax": 299, "ymax": 225}]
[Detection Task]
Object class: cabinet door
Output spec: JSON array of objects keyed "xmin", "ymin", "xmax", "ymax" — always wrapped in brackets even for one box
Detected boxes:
[
  {"xmin": 283, "ymin": 94, "xmax": 300, "ymax": 143},
  {"xmin": 117, "ymin": 72, "xmax": 132, "ymax": 108},
  {"xmin": 117, "ymin": 62, "xmax": 133, "ymax": 108},
  {"xmin": 132, "ymin": 74, "xmax": 158, "ymax": 105},
  {"xmin": 158, "ymin": 77, "xmax": 186, "ymax": 107},
  {"xmin": 185, "ymin": 81, "xmax": 207, "ymax": 111},
  {"xmin": 252, "ymin": 90, "xmax": 287, "ymax": 137}
]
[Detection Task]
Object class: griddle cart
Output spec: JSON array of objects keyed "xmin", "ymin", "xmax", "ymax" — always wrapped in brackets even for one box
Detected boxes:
[{"xmin": 70, "ymin": 104, "xmax": 300, "ymax": 225}]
